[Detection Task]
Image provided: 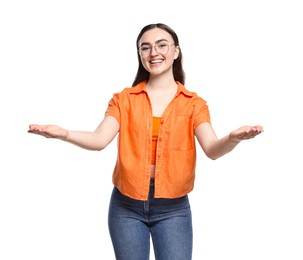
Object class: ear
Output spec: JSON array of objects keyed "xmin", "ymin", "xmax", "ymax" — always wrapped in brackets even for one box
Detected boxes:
[{"xmin": 174, "ymin": 46, "xmax": 180, "ymax": 60}]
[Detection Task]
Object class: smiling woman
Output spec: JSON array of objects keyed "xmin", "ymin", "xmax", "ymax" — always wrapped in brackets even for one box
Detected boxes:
[{"xmin": 28, "ymin": 23, "xmax": 263, "ymax": 260}]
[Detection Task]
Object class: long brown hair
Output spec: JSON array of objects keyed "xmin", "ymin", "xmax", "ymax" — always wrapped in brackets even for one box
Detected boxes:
[{"xmin": 132, "ymin": 23, "xmax": 185, "ymax": 87}]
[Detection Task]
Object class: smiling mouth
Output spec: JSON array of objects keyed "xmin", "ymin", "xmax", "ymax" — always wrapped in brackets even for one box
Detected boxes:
[{"xmin": 150, "ymin": 59, "xmax": 163, "ymax": 64}]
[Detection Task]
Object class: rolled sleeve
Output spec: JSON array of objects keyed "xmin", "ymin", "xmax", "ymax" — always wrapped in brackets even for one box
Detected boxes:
[
  {"xmin": 105, "ymin": 93, "xmax": 121, "ymax": 125},
  {"xmin": 193, "ymin": 97, "xmax": 211, "ymax": 130}
]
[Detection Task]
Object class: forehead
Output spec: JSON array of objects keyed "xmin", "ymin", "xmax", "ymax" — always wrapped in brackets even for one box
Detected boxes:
[{"xmin": 139, "ymin": 28, "xmax": 173, "ymax": 45}]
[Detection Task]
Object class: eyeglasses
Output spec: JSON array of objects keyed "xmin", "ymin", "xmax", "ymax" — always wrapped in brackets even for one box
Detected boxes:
[{"xmin": 138, "ymin": 42, "xmax": 175, "ymax": 57}]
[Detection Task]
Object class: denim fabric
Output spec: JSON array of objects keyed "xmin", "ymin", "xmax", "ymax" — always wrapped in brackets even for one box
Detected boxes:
[{"xmin": 108, "ymin": 179, "xmax": 193, "ymax": 260}]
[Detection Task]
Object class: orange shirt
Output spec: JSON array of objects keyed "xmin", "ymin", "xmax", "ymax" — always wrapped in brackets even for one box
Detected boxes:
[{"xmin": 105, "ymin": 81, "xmax": 211, "ymax": 200}]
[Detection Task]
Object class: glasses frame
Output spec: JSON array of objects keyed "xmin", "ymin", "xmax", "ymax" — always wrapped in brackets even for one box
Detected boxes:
[{"xmin": 138, "ymin": 41, "xmax": 175, "ymax": 57}]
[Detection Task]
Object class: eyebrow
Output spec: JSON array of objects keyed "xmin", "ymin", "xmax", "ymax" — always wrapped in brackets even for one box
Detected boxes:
[{"xmin": 140, "ymin": 39, "xmax": 169, "ymax": 46}]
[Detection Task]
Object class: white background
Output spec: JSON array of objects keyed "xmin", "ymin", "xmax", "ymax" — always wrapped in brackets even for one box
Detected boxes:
[{"xmin": 1, "ymin": 0, "xmax": 303, "ymax": 259}]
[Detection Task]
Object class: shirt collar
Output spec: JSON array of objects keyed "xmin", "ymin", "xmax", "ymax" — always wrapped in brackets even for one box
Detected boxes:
[{"xmin": 130, "ymin": 80, "xmax": 194, "ymax": 97}]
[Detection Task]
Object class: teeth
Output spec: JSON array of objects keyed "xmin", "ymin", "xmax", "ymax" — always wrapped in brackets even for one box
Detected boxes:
[{"xmin": 150, "ymin": 60, "xmax": 162, "ymax": 64}]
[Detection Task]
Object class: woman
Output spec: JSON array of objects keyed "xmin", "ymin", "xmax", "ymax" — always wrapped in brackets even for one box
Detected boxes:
[{"xmin": 28, "ymin": 23, "xmax": 263, "ymax": 260}]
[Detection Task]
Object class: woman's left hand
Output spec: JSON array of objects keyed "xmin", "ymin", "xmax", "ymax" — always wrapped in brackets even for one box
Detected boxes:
[{"xmin": 229, "ymin": 125, "xmax": 264, "ymax": 141}]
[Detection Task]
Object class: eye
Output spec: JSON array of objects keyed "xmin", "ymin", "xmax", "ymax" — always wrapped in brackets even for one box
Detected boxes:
[
  {"xmin": 140, "ymin": 46, "xmax": 151, "ymax": 52},
  {"xmin": 157, "ymin": 43, "xmax": 168, "ymax": 49}
]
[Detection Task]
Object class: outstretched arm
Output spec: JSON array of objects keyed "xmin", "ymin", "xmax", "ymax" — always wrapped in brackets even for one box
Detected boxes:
[
  {"xmin": 28, "ymin": 116, "xmax": 119, "ymax": 151},
  {"xmin": 195, "ymin": 122, "xmax": 264, "ymax": 160}
]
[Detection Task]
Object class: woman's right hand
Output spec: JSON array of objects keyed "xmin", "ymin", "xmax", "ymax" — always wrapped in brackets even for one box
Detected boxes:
[
  {"xmin": 28, "ymin": 124, "xmax": 68, "ymax": 139},
  {"xmin": 28, "ymin": 116, "xmax": 119, "ymax": 150}
]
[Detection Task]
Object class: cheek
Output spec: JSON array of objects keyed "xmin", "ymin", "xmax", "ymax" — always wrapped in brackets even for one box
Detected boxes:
[
  {"xmin": 168, "ymin": 53, "xmax": 177, "ymax": 65},
  {"xmin": 140, "ymin": 57, "xmax": 150, "ymax": 70}
]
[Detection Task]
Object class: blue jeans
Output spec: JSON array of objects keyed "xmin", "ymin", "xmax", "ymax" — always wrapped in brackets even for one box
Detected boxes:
[{"xmin": 108, "ymin": 179, "xmax": 193, "ymax": 260}]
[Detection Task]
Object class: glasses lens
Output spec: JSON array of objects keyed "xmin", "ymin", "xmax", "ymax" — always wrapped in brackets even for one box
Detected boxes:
[
  {"xmin": 156, "ymin": 42, "xmax": 169, "ymax": 55},
  {"xmin": 139, "ymin": 46, "xmax": 149, "ymax": 57}
]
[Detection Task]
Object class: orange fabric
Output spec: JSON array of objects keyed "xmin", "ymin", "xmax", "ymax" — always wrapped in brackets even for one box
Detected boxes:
[
  {"xmin": 151, "ymin": 117, "xmax": 161, "ymax": 164},
  {"xmin": 105, "ymin": 81, "xmax": 211, "ymax": 200}
]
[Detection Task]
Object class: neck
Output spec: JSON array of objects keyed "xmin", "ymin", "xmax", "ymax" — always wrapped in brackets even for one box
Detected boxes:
[{"xmin": 147, "ymin": 75, "xmax": 177, "ymax": 92}]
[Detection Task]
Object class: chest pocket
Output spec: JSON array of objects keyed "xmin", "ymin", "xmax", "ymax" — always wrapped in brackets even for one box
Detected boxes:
[{"xmin": 169, "ymin": 116, "xmax": 194, "ymax": 150}]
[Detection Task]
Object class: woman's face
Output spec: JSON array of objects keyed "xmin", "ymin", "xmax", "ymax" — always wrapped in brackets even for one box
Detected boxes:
[{"xmin": 138, "ymin": 28, "xmax": 179, "ymax": 77}]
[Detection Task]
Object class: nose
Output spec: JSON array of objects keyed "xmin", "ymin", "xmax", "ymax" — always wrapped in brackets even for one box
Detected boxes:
[{"xmin": 150, "ymin": 44, "xmax": 159, "ymax": 55}]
